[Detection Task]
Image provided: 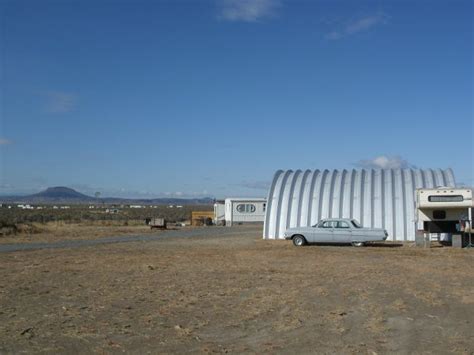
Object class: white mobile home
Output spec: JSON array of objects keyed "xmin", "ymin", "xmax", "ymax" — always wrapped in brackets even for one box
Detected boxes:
[{"xmin": 224, "ymin": 198, "xmax": 266, "ymax": 226}]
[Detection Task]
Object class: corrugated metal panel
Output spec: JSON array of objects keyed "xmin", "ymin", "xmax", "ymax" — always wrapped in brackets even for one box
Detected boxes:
[{"xmin": 263, "ymin": 168, "xmax": 456, "ymax": 241}]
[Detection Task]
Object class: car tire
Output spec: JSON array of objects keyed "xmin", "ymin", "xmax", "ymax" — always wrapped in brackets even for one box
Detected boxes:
[
  {"xmin": 292, "ymin": 235, "xmax": 306, "ymax": 247},
  {"xmin": 352, "ymin": 241, "xmax": 365, "ymax": 247}
]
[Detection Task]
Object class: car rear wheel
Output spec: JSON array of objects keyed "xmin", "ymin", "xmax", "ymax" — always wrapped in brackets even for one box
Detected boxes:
[
  {"xmin": 292, "ymin": 235, "xmax": 306, "ymax": 247},
  {"xmin": 352, "ymin": 241, "xmax": 365, "ymax": 247}
]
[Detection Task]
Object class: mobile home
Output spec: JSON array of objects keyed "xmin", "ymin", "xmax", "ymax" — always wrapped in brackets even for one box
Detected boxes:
[{"xmin": 224, "ymin": 198, "xmax": 266, "ymax": 226}]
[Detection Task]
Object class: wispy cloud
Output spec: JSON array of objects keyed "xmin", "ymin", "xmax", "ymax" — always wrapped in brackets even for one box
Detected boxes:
[
  {"xmin": 239, "ymin": 180, "xmax": 271, "ymax": 190},
  {"xmin": 163, "ymin": 191, "xmax": 185, "ymax": 197},
  {"xmin": 456, "ymin": 177, "xmax": 474, "ymax": 187},
  {"xmin": 325, "ymin": 12, "xmax": 388, "ymax": 40},
  {"xmin": 0, "ymin": 138, "xmax": 12, "ymax": 145},
  {"xmin": 356, "ymin": 155, "xmax": 415, "ymax": 169},
  {"xmin": 0, "ymin": 183, "xmax": 23, "ymax": 196},
  {"xmin": 217, "ymin": 0, "xmax": 280, "ymax": 22},
  {"xmin": 0, "ymin": 182, "xmax": 48, "ymax": 196},
  {"xmin": 44, "ymin": 91, "xmax": 77, "ymax": 113},
  {"xmin": 69, "ymin": 184, "xmax": 212, "ymax": 199}
]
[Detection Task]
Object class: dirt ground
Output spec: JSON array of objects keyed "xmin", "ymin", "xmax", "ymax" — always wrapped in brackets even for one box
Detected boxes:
[
  {"xmin": 0, "ymin": 221, "xmax": 166, "ymax": 244},
  {"xmin": 0, "ymin": 225, "xmax": 473, "ymax": 354}
]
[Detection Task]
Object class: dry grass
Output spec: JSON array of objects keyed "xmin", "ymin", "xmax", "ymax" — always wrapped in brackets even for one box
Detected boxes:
[
  {"xmin": 0, "ymin": 221, "xmax": 166, "ymax": 244},
  {"xmin": 0, "ymin": 225, "xmax": 473, "ymax": 353}
]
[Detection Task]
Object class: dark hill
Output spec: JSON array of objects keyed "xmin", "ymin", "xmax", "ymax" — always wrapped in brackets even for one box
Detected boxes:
[{"xmin": 29, "ymin": 187, "xmax": 92, "ymax": 201}]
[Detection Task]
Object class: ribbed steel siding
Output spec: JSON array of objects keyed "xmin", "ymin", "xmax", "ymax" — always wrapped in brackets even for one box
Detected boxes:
[{"xmin": 263, "ymin": 168, "xmax": 456, "ymax": 241}]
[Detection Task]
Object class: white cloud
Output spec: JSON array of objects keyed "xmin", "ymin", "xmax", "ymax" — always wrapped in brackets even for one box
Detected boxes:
[
  {"xmin": 356, "ymin": 155, "xmax": 414, "ymax": 169},
  {"xmin": 325, "ymin": 12, "xmax": 388, "ymax": 40},
  {"xmin": 44, "ymin": 91, "xmax": 77, "ymax": 113},
  {"xmin": 239, "ymin": 180, "xmax": 270, "ymax": 190},
  {"xmin": 217, "ymin": 0, "xmax": 280, "ymax": 22},
  {"xmin": 0, "ymin": 138, "xmax": 12, "ymax": 145}
]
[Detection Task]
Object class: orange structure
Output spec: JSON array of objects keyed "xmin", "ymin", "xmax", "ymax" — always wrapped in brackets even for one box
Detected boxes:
[{"xmin": 191, "ymin": 211, "xmax": 214, "ymax": 226}]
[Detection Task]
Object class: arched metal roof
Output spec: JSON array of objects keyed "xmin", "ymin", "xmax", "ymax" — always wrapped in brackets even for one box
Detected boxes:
[{"xmin": 263, "ymin": 168, "xmax": 456, "ymax": 241}]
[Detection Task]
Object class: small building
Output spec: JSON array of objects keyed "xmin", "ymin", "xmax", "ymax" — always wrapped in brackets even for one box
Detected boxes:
[
  {"xmin": 191, "ymin": 211, "xmax": 214, "ymax": 226},
  {"xmin": 17, "ymin": 204, "xmax": 33, "ymax": 210},
  {"xmin": 224, "ymin": 198, "xmax": 266, "ymax": 226}
]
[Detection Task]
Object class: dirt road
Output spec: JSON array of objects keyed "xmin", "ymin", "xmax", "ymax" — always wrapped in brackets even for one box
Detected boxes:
[
  {"xmin": 0, "ymin": 227, "xmax": 234, "ymax": 253},
  {"xmin": 1, "ymin": 225, "xmax": 473, "ymax": 353}
]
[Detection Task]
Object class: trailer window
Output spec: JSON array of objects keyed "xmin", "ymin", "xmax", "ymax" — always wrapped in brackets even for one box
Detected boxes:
[
  {"xmin": 428, "ymin": 195, "xmax": 463, "ymax": 202},
  {"xmin": 236, "ymin": 204, "xmax": 256, "ymax": 213}
]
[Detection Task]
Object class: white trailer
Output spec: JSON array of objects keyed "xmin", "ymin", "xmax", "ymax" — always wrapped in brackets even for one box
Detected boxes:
[
  {"xmin": 224, "ymin": 198, "xmax": 266, "ymax": 226},
  {"xmin": 415, "ymin": 187, "xmax": 473, "ymax": 244}
]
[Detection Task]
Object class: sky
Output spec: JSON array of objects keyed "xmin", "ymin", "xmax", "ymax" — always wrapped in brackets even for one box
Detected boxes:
[{"xmin": 0, "ymin": 0, "xmax": 473, "ymax": 198}]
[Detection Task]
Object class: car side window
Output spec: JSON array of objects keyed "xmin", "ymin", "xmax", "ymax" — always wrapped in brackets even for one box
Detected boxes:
[
  {"xmin": 337, "ymin": 221, "xmax": 350, "ymax": 229},
  {"xmin": 321, "ymin": 221, "xmax": 333, "ymax": 228}
]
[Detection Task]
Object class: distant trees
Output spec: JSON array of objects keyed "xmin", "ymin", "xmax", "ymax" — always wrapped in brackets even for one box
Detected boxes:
[{"xmin": 0, "ymin": 204, "xmax": 213, "ymax": 226}]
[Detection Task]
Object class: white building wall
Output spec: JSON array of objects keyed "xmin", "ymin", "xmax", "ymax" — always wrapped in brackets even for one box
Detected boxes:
[
  {"xmin": 214, "ymin": 203, "xmax": 226, "ymax": 224},
  {"xmin": 263, "ymin": 168, "xmax": 456, "ymax": 241}
]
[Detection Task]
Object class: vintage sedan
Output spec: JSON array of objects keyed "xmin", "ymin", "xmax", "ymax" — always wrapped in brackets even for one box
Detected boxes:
[{"xmin": 284, "ymin": 218, "xmax": 388, "ymax": 247}]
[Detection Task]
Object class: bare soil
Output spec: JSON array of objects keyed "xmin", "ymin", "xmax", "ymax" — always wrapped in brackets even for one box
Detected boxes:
[
  {"xmin": 0, "ymin": 221, "xmax": 167, "ymax": 244},
  {"xmin": 0, "ymin": 225, "xmax": 473, "ymax": 354}
]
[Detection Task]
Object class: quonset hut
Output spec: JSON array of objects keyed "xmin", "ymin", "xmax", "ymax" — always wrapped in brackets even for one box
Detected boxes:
[{"xmin": 263, "ymin": 169, "xmax": 456, "ymax": 241}]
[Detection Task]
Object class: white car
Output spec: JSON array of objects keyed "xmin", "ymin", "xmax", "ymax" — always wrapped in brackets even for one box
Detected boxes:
[{"xmin": 284, "ymin": 218, "xmax": 388, "ymax": 247}]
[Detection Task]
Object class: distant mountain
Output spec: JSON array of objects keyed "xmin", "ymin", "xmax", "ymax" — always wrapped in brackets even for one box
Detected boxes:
[
  {"xmin": 29, "ymin": 187, "xmax": 93, "ymax": 202},
  {"xmin": 0, "ymin": 187, "xmax": 214, "ymax": 205}
]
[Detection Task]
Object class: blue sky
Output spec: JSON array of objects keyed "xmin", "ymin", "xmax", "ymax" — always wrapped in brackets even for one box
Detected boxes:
[{"xmin": 0, "ymin": 0, "xmax": 472, "ymax": 198}]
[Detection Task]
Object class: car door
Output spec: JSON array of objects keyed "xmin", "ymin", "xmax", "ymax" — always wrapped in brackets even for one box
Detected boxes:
[
  {"xmin": 315, "ymin": 221, "xmax": 334, "ymax": 242},
  {"xmin": 333, "ymin": 221, "xmax": 352, "ymax": 243}
]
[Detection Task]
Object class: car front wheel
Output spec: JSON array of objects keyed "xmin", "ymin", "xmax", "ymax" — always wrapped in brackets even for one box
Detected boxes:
[
  {"xmin": 352, "ymin": 241, "xmax": 365, "ymax": 247},
  {"xmin": 292, "ymin": 235, "xmax": 306, "ymax": 247}
]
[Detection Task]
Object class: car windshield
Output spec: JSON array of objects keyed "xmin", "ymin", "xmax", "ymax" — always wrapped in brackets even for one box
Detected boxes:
[{"xmin": 351, "ymin": 220, "xmax": 362, "ymax": 228}]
